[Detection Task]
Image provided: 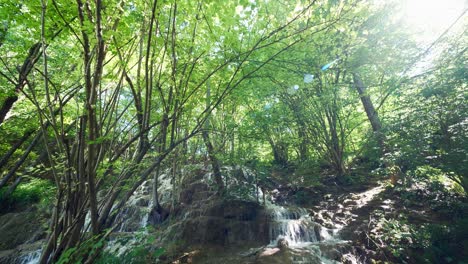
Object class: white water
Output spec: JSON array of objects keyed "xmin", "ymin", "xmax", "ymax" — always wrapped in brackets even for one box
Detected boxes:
[
  {"xmin": 105, "ymin": 180, "xmax": 154, "ymax": 257},
  {"xmin": 18, "ymin": 249, "xmax": 41, "ymax": 264},
  {"xmin": 267, "ymin": 204, "xmax": 347, "ymax": 263}
]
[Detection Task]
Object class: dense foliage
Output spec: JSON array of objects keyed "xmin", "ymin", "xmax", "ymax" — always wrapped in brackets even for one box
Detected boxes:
[{"xmin": 0, "ymin": 0, "xmax": 466, "ymax": 263}]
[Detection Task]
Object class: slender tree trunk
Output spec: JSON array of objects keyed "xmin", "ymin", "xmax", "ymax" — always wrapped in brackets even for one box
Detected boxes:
[
  {"xmin": 202, "ymin": 131, "xmax": 224, "ymax": 193},
  {"xmin": 353, "ymin": 73, "xmax": 384, "ymax": 151},
  {"xmin": 0, "ymin": 131, "xmax": 42, "ymax": 189},
  {"xmin": 203, "ymin": 83, "xmax": 224, "ymax": 193},
  {"xmin": 0, "ymin": 130, "xmax": 34, "ymax": 172},
  {"xmin": 0, "ymin": 95, "xmax": 18, "ymax": 125},
  {"xmin": 298, "ymin": 128, "xmax": 308, "ymax": 161},
  {"xmin": 0, "ymin": 43, "xmax": 42, "ymax": 125},
  {"xmin": 151, "ymin": 114, "xmax": 168, "ymax": 219}
]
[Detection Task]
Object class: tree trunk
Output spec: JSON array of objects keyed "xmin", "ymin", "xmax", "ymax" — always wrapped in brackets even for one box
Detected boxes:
[
  {"xmin": 353, "ymin": 73, "xmax": 384, "ymax": 151},
  {"xmin": 0, "ymin": 130, "xmax": 34, "ymax": 172},
  {"xmin": 0, "ymin": 95, "xmax": 18, "ymax": 125},
  {"xmin": 0, "ymin": 43, "xmax": 42, "ymax": 125},
  {"xmin": 0, "ymin": 131, "xmax": 42, "ymax": 189},
  {"xmin": 202, "ymin": 82, "xmax": 224, "ymax": 193},
  {"xmin": 202, "ymin": 131, "xmax": 224, "ymax": 193}
]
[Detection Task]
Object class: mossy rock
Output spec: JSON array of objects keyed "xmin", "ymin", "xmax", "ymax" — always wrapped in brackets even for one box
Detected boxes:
[{"xmin": 0, "ymin": 210, "xmax": 45, "ymax": 250}]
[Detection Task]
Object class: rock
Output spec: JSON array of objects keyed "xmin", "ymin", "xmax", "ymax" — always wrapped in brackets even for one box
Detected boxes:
[
  {"xmin": 259, "ymin": 247, "xmax": 281, "ymax": 257},
  {"xmin": 142, "ymin": 180, "xmax": 152, "ymax": 187},
  {"xmin": 0, "ymin": 211, "xmax": 45, "ymax": 251},
  {"xmin": 343, "ymin": 199, "xmax": 357, "ymax": 206},
  {"xmin": 0, "ymin": 249, "xmax": 15, "ymax": 264},
  {"xmin": 315, "ymin": 217, "xmax": 324, "ymax": 225},
  {"xmin": 323, "ymin": 211, "xmax": 333, "ymax": 219},
  {"xmin": 223, "ymin": 200, "xmax": 260, "ymax": 221},
  {"xmin": 314, "ymin": 225, "xmax": 322, "ymax": 240},
  {"xmin": 319, "ymin": 242, "xmax": 352, "ymax": 261},
  {"xmin": 256, "ymin": 247, "xmax": 291, "ymax": 264},
  {"xmin": 135, "ymin": 198, "xmax": 149, "ymax": 207},
  {"xmin": 177, "ymin": 200, "xmax": 269, "ymax": 247},
  {"xmin": 335, "ymin": 211, "xmax": 346, "ymax": 218},
  {"xmin": 277, "ymin": 238, "xmax": 289, "ymax": 249},
  {"xmin": 179, "ymin": 182, "xmax": 210, "ymax": 204},
  {"xmin": 0, "ymin": 239, "xmax": 44, "ymax": 264},
  {"xmin": 182, "ymin": 216, "xmax": 225, "ymax": 245}
]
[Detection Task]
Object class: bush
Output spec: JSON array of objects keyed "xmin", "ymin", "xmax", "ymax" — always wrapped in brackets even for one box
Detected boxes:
[
  {"xmin": 405, "ymin": 165, "xmax": 464, "ymax": 194},
  {"xmin": 374, "ymin": 215, "xmax": 468, "ymax": 263},
  {"xmin": 95, "ymin": 232, "xmax": 164, "ymax": 264},
  {"xmin": 0, "ymin": 178, "xmax": 55, "ymax": 211}
]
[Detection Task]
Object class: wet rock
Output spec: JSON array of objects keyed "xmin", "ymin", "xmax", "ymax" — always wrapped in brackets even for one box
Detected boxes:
[
  {"xmin": 116, "ymin": 206, "xmax": 148, "ymax": 231},
  {"xmin": 0, "ymin": 210, "xmax": 45, "ymax": 251},
  {"xmin": 323, "ymin": 211, "xmax": 333, "ymax": 218},
  {"xmin": 224, "ymin": 200, "xmax": 260, "ymax": 221},
  {"xmin": 323, "ymin": 222, "xmax": 334, "ymax": 229},
  {"xmin": 179, "ymin": 182, "xmax": 210, "ymax": 204},
  {"xmin": 177, "ymin": 200, "xmax": 269, "ymax": 247},
  {"xmin": 314, "ymin": 225, "xmax": 322, "ymax": 240},
  {"xmin": 149, "ymin": 205, "xmax": 169, "ymax": 225},
  {"xmin": 142, "ymin": 180, "xmax": 152, "ymax": 187},
  {"xmin": 335, "ymin": 211, "xmax": 346, "ymax": 218},
  {"xmin": 256, "ymin": 247, "xmax": 291, "ymax": 264},
  {"xmin": 0, "ymin": 249, "xmax": 15, "ymax": 264},
  {"xmin": 135, "ymin": 198, "xmax": 149, "ymax": 207},
  {"xmin": 277, "ymin": 238, "xmax": 289, "ymax": 249},
  {"xmin": 343, "ymin": 199, "xmax": 357, "ymax": 206},
  {"xmin": 0, "ymin": 240, "xmax": 44, "ymax": 264}
]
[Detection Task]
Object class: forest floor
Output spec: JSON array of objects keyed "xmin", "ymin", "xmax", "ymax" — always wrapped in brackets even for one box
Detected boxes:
[
  {"xmin": 1, "ymin": 166, "xmax": 466, "ymax": 264},
  {"xmin": 161, "ymin": 167, "xmax": 467, "ymax": 264},
  {"xmin": 305, "ymin": 176, "xmax": 468, "ymax": 263}
]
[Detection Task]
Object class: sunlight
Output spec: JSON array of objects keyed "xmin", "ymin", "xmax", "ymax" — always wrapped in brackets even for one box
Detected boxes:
[
  {"xmin": 402, "ymin": 0, "xmax": 466, "ymax": 42},
  {"xmin": 353, "ymin": 184, "xmax": 385, "ymax": 209}
]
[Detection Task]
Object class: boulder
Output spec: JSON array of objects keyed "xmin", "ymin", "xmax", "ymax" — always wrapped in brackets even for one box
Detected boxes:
[
  {"xmin": 179, "ymin": 182, "xmax": 210, "ymax": 205},
  {"xmin": 0, "ymin": 211, "xmax": 45, "ymax": 251},
  {"xmin": 255, "ymin": 247, "xmax": 291, "ymax": 264},
  {"xmin": 135, "ymin": 198, "xmax": 149, "ymax": 207},
  {"xmin": 178, "ymin": 200, "xmax": 269, "ymax": 247}
]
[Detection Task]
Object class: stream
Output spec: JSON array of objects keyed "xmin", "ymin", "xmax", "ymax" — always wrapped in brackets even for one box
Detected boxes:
[
  {"xmin": 14, "ymin": 167, "xmax": 358, "ymax": 264},
  {"xmin": 17, "ymin": 249, "xmax": 41, "ymax": 264},
  {"xmin": 265, "ymin": 204, "xmax": 352, "ymax": 263}
]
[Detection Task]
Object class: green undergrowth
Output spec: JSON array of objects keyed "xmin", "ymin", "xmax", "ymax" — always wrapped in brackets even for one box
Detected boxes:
[
  {"xmin": 0, "ymin": 178, "xmax": 55, "ymax": 212},
  {"xmin": 370, "ymin": 165, "xmax": 468, "ymax": 263},
  {"xmin": 373, "ymin": 214, "xmax": 468, "ymax": 263},
  {"xmin": 58, "ymin": 228, "xmax": 165, "ymax": 264}
]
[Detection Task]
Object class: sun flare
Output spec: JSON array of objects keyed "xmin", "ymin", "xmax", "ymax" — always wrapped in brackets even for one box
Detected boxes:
[{"xmin": 403, "ymin": 0, "xmax": 467, "ymax": 42}]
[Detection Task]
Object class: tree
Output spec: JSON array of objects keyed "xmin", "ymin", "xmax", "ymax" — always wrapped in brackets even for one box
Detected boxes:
[{"xmin": 1, "ymin": 0, "xmax": 347, "ymax": 262}]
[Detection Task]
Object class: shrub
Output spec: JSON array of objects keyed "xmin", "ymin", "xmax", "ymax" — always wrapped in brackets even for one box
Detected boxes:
[{"xmin": 0, "ymin": 178, "xmax": 55, "ymax": 211}]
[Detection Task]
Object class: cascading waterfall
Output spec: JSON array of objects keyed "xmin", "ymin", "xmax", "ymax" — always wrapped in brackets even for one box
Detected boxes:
[
  {"xmin": 267, "ymin": 204, "xmax": 347, "ymax": 264},
  {"xmin": 105, "ymin": 180, "xmax": 155, "ymax": 257},
  {"xmin": 17, "ymin": 249, "xmax": 41, "ymax": 264},
  {"xmin": 269, "ymin": 205, "xmax": 321, "ymax": 246},
  {"xmin": 114, "ymin": 180, "xmax": 153, "ymax": 232}
]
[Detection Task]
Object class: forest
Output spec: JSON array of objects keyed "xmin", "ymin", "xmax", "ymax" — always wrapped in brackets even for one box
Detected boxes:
[{"xmin": 0, "ymin": 0, "xmax": 466, "ymax": 263}]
